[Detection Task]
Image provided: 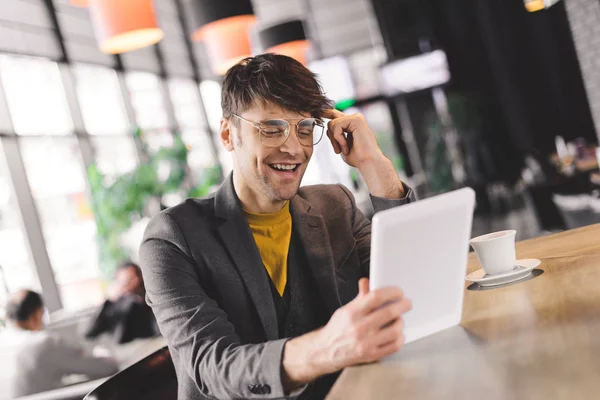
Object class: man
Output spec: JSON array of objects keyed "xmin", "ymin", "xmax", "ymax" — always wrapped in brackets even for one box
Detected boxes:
[
  {"xmin": 0, "ymin": 290, "xmax": 118, "ymax": 398},
  {"xmin": 140, "ymin": 54, "xmax": 414, "ymax": 400},
  {"xmin": 112, "ymin": 261, "xmax": 146, "ymax": 300},
  {"xmin": 85, "ymin": 261, "xmax": 160, "ymax": 344}
]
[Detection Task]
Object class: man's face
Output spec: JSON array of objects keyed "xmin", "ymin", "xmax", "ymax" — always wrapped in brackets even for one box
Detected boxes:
[
  {"xmin": 223, "ymin": 102, "xmax": 314, "ymax": 203},
  {"xmin": 116, "ymin": 266, "xmax": 144, "ymax": 297}
]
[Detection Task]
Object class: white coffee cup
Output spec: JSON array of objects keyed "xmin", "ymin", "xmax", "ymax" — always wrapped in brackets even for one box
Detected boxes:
[{"xmin": 469, "ymin": 230, "xmax": 517, "ymax": 275}]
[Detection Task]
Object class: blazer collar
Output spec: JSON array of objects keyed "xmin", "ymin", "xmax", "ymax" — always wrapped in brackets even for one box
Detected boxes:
[
  {"xmin": 214, "ymin": 174, "xmax": 279, "ymax": 340},
  {"xmin": 290, "ymin": 193, "xmax": 342, "ymax": 314},
  {"xmin": 215, "ymin": 173, "xmax": 311, "ymax": 219},
  {"xmin": 214, "ymin": 173, "xmax": 243, "ymax": 221},
  {"xmin": 214, "ymin": 175, "xmax": 342, "ymax": 336}
]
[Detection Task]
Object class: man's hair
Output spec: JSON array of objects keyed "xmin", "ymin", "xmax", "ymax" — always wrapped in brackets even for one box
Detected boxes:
[
  {"xmin": 6, "ymin": 290, "xmax": 43, "ymax": 322},
  {"xmin": 221, "ymin": 53, "xmax": 333, "ymax": 121}
]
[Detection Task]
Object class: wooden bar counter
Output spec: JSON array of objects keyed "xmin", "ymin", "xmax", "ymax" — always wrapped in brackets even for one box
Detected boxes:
[{"xmin": 327, "ymin": 224, "xmax": 600, "ymax": 400}]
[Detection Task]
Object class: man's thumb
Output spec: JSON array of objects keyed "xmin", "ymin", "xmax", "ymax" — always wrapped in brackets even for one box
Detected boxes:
[{"xmin": 358, "ymin": 278, "xmax": 369, "ymax": 296}]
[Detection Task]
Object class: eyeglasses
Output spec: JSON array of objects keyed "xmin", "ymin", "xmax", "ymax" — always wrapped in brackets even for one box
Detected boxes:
[{"xmin": 232, "ymin": 114, "xmax": 325, "ymax": 148}]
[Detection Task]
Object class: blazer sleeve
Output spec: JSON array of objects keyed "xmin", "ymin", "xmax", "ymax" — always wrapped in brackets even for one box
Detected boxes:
[
  {"xmin": 139, "ymin": 212, "xmax": 299, "ymax": 399},
  {"xmin": 339, "ymin": 182, "xmax": 415, "ymax": 277}
]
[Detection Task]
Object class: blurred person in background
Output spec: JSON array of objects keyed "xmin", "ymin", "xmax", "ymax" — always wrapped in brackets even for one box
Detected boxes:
[
  {"xmin": 0, "ymin": 289, "xmax": 118, "ymax": 398},
  {"xmin": 85, "ymin": 261, "xmax": 159, "ymax": 344},
  {"xmin": 112, "ymin": 260, "xmax": 146, "ymax": 300}
]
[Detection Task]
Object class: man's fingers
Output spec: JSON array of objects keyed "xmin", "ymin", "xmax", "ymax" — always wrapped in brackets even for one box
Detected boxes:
[
  {"xmin": 357, "ymin": 324, "xmax": 405, "ymax": 364},
  {"xmin": 361, "ymin": 298, "xmax": 411, "ymax": 330},
  {"xmin": 326, "ymin": 127, "xmax": 342, "ymax": 154},
  {"xmin": 321, "ymin": 108, "xmax": 345, "ymax": 119},
  {"xmin": 327, "ymin": 120, "xmax": 349, "ymax": 155},
  {"xmin": 358, "ymin": 287, "xmax": 405, "ymax": 315},
  {"xmin": 322, "ymin": 110, "xmax": 365, "ymax": 157},
  {"xmin": 371, "ymin": 334, "xmax": 405, "ymax": 361},
  {"xmin": 371, "ymin": 316, "xmax": 404, "ymax": 346}
]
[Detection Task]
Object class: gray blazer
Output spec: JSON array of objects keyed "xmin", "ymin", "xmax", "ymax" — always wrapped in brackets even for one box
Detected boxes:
[{"xmin": 139, "ymin": 176, "xmax": 413, "ymax": 399}]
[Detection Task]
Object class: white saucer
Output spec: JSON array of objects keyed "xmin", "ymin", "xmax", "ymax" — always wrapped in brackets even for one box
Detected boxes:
[{"xmin": 466, "ymin": 259, "xmax": 541, "ymax": 287}]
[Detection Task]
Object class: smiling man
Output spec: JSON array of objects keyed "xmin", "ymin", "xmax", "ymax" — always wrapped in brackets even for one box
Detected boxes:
[{"xmin": 140, "ymin": 54, "xmax": 415, "ymax": 400}]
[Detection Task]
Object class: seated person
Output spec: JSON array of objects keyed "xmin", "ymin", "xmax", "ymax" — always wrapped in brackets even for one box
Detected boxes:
[
  {"xmin": 0, "ymin": 290, "xmax": 118, "ymax": 398},
  {"xmin": 140, "ymin": 54, "xmax": 415, "ymax": 399},
  {"xmin": 85, "ymin": 261, "xmax": 160, "ymax": 344},
  {"xmin": 112, "ymin": 260, "xmax": 146, "ymax": 301}
]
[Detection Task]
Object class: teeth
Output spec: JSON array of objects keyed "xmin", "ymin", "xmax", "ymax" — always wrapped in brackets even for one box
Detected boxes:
[{"xmin": 272, "ymin": 164, "xmax": 297, "ymax": 171}]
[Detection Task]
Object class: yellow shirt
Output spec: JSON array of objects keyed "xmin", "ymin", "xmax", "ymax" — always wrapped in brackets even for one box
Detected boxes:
[{"xmin": 244, "ymin": 202, "xmax": 292, "ymax": 296}]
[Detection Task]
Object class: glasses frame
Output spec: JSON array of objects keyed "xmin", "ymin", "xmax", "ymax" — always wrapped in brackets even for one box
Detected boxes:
[{"xmin": 232, "ymin": 114, "xmax": 325, "ymax": 148}]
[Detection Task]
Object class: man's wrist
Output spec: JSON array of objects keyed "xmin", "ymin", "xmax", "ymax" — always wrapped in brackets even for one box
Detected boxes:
[
  {"xmin": 281, "ymin": 329, "xmax": 330, "ymax": 389},
  {"xmin": 358, "ymin": 155, "xmax": 405, "ymax": 199}
]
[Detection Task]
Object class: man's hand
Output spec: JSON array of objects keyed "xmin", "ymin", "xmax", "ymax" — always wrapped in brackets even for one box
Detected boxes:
[
  {"xmin": 282, "ymin": 278, "xmax": 411, "ymax": 388},
  {"xmin": 322, "ymin": 109, "xmax": 384, "ymax": 169},
  {"xmin": 322, "ymin": 109, "xmax": 405, "ymax": 199}
]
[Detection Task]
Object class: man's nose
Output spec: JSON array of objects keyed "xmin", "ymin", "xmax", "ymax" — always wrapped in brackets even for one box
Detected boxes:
[{"xmin": 279, "ymin": 125, "xmax": 304, "ymax": 155}]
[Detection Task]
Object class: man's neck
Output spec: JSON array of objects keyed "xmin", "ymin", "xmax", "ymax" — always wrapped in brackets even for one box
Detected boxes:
[{"xmin": 233, "ymin": 174, "xmax": 287, "ymax": 214}]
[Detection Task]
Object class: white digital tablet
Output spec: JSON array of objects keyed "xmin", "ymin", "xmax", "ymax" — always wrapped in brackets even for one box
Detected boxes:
[{"xmin": 370, "ymin": 187, "xmax": 476, "ymax": 344}]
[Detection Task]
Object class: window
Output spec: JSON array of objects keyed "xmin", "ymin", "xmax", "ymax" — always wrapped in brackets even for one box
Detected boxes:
[
  {"xmin": 73, "ymin": 64, "xmax": 138, "ymax": 180},
  {"xmin": 92, "ymin": 136, "xmax": 139, "ymax": 181},
  {"xmin": 0, "ymin": 55, "xmax": 73, "ymax": 135},
  {"xmin": 0, "ymin": 54, "xmax": 103, "ymax": 311},
  {"xmin": 348, "ymin": 45, "xmax": 388, "ymax": 98},
  {"xmin": 199, "ymin": 80, "xmax": 231, "ymax": 174},
  {"xmin": 126, "ymin": 71, "xmax": 172, "ymax": 153},
  {"xmin": 169, "ymin": 78, "xmax": 207, "ymax": 130},
  {"xmin": 20, "ymin": 137, "xmax": 103, "ymax": 311},
  {"xmin": 72, "ymin": 63, "xmax": 129, "ymax": 136},
  {"xmin": 308, "ymin": 56, "xmax": 356, "ymax": 104},
  {"xmin": 0, "ymin": 142, "xmax": 39, "ymax": 308},
  {"xmin": 169, "ymin": 78, "xmax": 217, "ymax": 183}
]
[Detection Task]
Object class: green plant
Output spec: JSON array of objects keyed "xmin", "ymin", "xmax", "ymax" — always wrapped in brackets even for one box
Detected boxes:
[{"xmin": 87, "ymin": 128, "xmax": 222, "ymax": 278}]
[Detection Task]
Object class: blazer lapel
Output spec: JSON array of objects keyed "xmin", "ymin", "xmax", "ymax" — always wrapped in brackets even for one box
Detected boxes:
[
  {"xmin": 214, "ymin": 175, "xmax": 279, "ymax": 341},
  {"xmin": 290, "ymin": 196, "xmax": 342, "ymax": 315}
]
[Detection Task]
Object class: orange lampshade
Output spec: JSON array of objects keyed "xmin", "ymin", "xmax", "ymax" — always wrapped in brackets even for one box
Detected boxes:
[
  {"xmin": 89, "ymin": 0, "xmax": 164, "ymax": 54},
  {"xmin": 192, "ymin": 15, "xmax": 256, "ymax": 76},
  {"xmin": 70, "ymin": 0, "xmax": 89, "ymax": 7},
  {"xmin": 524, "ymin": 0, "xmax": 545, "ymax": 12},
  {"xmin": 258, "ymin": 20, "xmax": 310, "ymax": 65},
  {"xmin": 267, "ymin": 40, "xmax": 310, "ymax": 66}
]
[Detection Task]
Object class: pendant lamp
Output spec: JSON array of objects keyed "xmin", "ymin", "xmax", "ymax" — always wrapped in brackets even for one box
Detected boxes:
[
  {"xmin": 189, "ymin": 0, "xmax": 256, "ymax": 76},
  {"xmin": 258, "ymin": 20, "xmax": 310, "ymax": 65},
  {"xmin": 89, "ymin": 0, "xmax": 164, "ymax": 54},
  {"xmin": 524, "ymin": 0, "xmax": 562, "ymax": 12},
  {"xmin": 70, "ymin": 0, "xmax": 89, "ymax": 6}
]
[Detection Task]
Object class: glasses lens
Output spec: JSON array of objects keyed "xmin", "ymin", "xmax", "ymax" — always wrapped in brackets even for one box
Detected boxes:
[
  {"xmin": 298, "ymin": 119, "xmax": 324, "ymax": 146},
  {"xmin": 259, "ymin": 120, "xmax": 289, "ymax": 147}
]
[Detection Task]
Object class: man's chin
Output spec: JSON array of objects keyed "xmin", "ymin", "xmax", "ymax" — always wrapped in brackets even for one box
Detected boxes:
[
  {"xmin": 267, "ymin": 180, "xmax": 302, "ymax": 201},
  {"xmin": 272, "ymin": 187, "xmax": 300, "ymax": 201}
]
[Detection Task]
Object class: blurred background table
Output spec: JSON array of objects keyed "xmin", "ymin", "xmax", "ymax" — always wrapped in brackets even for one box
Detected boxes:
[{"xmin": 327, "ymin": 224, "xmax": 600, "ymax": 400}]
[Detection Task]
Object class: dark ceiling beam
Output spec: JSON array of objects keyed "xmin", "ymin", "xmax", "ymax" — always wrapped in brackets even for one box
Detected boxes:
[
  {"xmin": 42, "ymin": 0, "xmax": 70, "ymax": 63},
  {"xmin": 174, "ymin": 0, "xmax": 205, "ymax": 82}
]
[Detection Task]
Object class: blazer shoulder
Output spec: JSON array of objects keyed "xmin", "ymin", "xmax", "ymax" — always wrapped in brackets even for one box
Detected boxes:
[
  {"xmin": 154, "ymin": 195, "xmax": 216, "ymax": 225},
  {"xmin": 143, "ymin": 195, "xmax": 216, "ymax": 243}
]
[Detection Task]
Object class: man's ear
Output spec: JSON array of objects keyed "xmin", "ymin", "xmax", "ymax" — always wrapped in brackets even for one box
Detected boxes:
[{"xmin": 220, "ymin": 118, "xmax": 234, "ymax": 152}]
